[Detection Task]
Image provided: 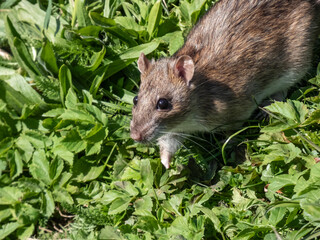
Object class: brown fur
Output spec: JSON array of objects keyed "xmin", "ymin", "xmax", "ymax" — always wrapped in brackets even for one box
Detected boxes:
[{"xmin": 131, "ymin": 0, "xmax": 320, "ymax": 168}]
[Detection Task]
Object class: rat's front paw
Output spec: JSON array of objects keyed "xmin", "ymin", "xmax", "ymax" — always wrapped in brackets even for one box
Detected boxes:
[{"xmin": 160, "ymin": 150, "xmax": 171, "ymax": 169}]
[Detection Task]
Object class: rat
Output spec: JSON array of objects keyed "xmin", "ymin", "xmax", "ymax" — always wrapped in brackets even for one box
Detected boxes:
[{"xmin": 130, "ymin": 0, "xmax": 320, "ymax": 169}]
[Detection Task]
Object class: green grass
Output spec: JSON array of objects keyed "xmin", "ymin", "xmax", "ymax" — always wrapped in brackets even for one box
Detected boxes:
[{"xmin": 0, "ymin": 0, "xmax": 320, "ymax": 239}]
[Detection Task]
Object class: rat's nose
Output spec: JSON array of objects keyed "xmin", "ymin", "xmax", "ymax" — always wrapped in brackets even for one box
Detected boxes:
[{"xmin": 130, "ymin": 130, "xmax": 143, "ymax": 142}]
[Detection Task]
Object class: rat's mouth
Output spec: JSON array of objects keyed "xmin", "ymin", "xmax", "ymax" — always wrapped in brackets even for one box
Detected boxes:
[{"xmin": 130, "ymin": 124, "xmax": 166, "ymax": 144}]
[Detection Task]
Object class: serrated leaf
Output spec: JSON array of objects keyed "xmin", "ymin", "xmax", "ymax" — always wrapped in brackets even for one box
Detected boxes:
[
  {"xmin": 41, "ymin": 190, "xmax": 55, "ymax": 217},
  {"xmin": 16, "ymin": 224, "xmax": 34, "ymax": 240},
  {"xmin": 300, "ymin": 198, "xmax": 320, "ymax": 223},
  {"xmin": 0, "ymin": 187, "xmax": 23, "ymax": 205},
  {"xmin": 84, "ymin": 124, "xmax": 108, "ymax": 142},
  {"xmin": 60, "ymin": 109, "xmax": 95, "ymax": 123},
  {"xmin": 8, "ymin": 149, "xmax": 23, "ymax": 179},
  {"xmin": 135, "ymin": 215, "xmax": 159, "ymax": 233},
  {"xmin": 140, "ymin": 159, "xmax": 153, "ymax": 189},
  {"xmin": 84, "ymin": 104, "xmax": 108, "ymax": 126},
  {"xmin": 60, "ymin": 129, "xmax": 87, "ymax": 153},
  {"xmin": 0, "ymin": 222, "xmax": 21, "ymax": 239},
  {"xmin": 303, "ymin": 109, "xmax": 320, "ymax": 126},
  {"xmin": 72, "ymin": 157, "xmax": 105, "ymax": 182},
  {"xmin": 99, "ymin": 226, "xmax": 124, "ymax": 240},
  {"xmin": 101, "ymin": 190, "xmax": 129, "ymax": 205},
  {"xmin": 52, "ymin": 145, "xmax": 74, "ymax": 165},
  {"xmin": 265, "ymin": 100, "xmax": 309, "ymax": 124},
  {"xmin": 24, "ymin": 130, "xmax": 51, "ymax": 149},
  {"xmin": 53, "ymin": 188, "xmax": 74, "ymax": 205},
  {"xmin": 42, "ymin": 108, "xmax": 65, "ymax": 118},
  {"xmin": 134, "ymin": 196, "xmax": 153, "ymax": 216},
  {"xmin": 158, "ymin": 31, "xmax": 184, "ymax": 55},
  {"xmin": 29, "ymin": 150, "xmax": 51, "ymax": 185},
  {"xmin": 0, "ymin": 137, "xmax": 14, "ymax": 156},
  {"xmin": 197, "ymin": 206, "xmax": 221, "ymax": 233},
  {"xmin": 115, "ymin": 16, "xmax": 145, "ymax": 32},
  {"xmin": 114, "ymin": 181, "xmax": 139, "ymax": 197},
  {"xmin": 108, "ymin": 196, "xmax": 131, "ymax": 215},
  {"xmin": 85, "ymin": 141, "xmax": 102, "ymax": 156},
  {"xmin": 49, "ymin": 157, "xmax": 64, "ymax": 182}
]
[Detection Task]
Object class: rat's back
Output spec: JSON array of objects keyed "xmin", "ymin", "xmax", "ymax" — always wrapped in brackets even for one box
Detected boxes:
[{"xmin": 177, "ymin": 0, "xmax": 320, "ymax": 101}]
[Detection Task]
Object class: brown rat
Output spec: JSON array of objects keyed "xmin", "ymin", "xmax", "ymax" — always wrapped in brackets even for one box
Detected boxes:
[{"xmin": 130, "ymin": 0, "xmax": 320, "ymax": 168}]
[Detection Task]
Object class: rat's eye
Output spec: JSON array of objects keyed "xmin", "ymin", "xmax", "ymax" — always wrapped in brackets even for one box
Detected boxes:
[
  {"xmin": 157, "ymin": 98, "xmax": 170, "ymax": 110},
  {"xmin": 133, "ymin": 96, "xmax": 138, "ymax": 106}
]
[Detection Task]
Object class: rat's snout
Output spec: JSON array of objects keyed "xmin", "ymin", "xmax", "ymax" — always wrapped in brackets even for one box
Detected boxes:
[
  {"xmin": 130, "ymin": 130, "xmax": 143, "ymax": 142},
  {"xmin": 130, "ymin": 120, "xmax": 145, "ymax": 142}
]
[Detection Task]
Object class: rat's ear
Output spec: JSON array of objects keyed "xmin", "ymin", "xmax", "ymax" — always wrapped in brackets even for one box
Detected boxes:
[
  {"xmin": 174, "ymin": 55, "xmax": 194, "ymax": 85},
  {"xmin": 137, "ymin": 52, "xmax": 150, "ymax": 74}
]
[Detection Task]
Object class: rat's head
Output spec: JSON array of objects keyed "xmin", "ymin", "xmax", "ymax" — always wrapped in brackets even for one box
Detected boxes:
[{"xmin": 130, "ymin": 53, "xmax": 195, "ymax": 143}]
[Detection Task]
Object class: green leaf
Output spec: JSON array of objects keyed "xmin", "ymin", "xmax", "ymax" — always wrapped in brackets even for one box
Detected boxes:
[
  {"xmin": 39, "ymin": 40, "xmax": 58, "ymax": 75},
  {"xmin": 0, "ymin": 79, "xmax": 32, "ymax": 114},
  {"xmin": 268, "ymin": 174, "xmax": 299, "ymax": 195},
  {"xmin": 158, "ymin": 31, "xmax": 184, "ymax": 55},
  {"xmin": 16, "ymin": 224, "xmax": 34, "ymax": 240},
  {"xmin": 85, "ymin": 142, "xmax": 102, "ymax": 156},
  {"xmin": 300, "ymin": 198, "xmax": 320, "ymax": 223},
  {"xmin": 0, "ymin": 222, "xmax": 21, "ymax": 239},
  {"xmin": 41, "ymin": 190, "xmax": 55, "ymax": 217},
  {"xmin": 99, "ymin": 226, "xmax": 124, "ymax": 240},
  {"xmin": 59, "ymin": 65, "xmax": 73, "ymax": 106},
  {"xmin": 89, "ymin": 66, "xmax": 107, "ymax": 97},
  {"xmin": 118, "ymin": 40, "xmax": 160, "ymax": 60},
  {"xmin": 268, "ymin": 207, "xmax": 287, "ymax": 226},
  {"xmin": 42, "ymin": 108, "xmax": 65, "ymax": 118},
  {"xmin": 65, "ymin": 89, "xmax": 78, "ymax": 109},
  {"xmin": 53, "ymin": 188, "xmax": 74, "ymax": 205},
  {"xmin": 0, "ymin": 187, "xmax": 23, "ymax": 205},
  {"xmin": 50, "ymin": 157, "xmax": 64, "ymax": 182},
  {"xmin": 24, "ymin": 130, "xmax": 51, "ymax": 149},
  {"xmin": 0, "ymin": 137, "xmax": 14, "ymax": 156},
  {"xmin": 147, "ymin": 0, "xmax": 162, "ymax": 39},
  {"xmin": 114, "ymin": 181, "xmax": 139, "ymax": 197},
  {"xmin": 115, "ymin": 16, "xmax": 145, "ymax": 32},
  {"xmin": 72, "ymin": 0, "xmax": 91, "ymax": 27},
  {"xmin": 108, "ymin": 196, "xmax": 132, "ymax": 215},
  {"xmin": 103, "ymin": 26, "xmax": 138, "ymax": 47},
  {"xmin": 265, "ymin": 100, "xmax": 309, "ymax": 124},
  {"xmin": 8, "ymin": 149, "xmax": 23, "ymax": 180},
  {"xmin": 60, "ymin": 109, "xmax": 96, "ymax": 123},
  {"xmin": 52, "ymin": 145, "xmax": 74, "ymax": 166},
  {"xmin": 135, "ymin": 215, "xmax": 159, "ymax": 233},
  {"xmin": 43, "ymin": 0, "xmax": 52, "ymax": 29},
  {"xmin": 198, "ymin": 206, "xmax": 221, "ymax": 233},
  {"xmin": 29, "ymin": 150, "xmax": 51, "ymax": 186},
  {"xmin": 90, "ymin": 12, "xmax": 116, "ymax": 26},
  {"xmin": 5, "ymin": 16, "xmax": 42, "ymax": 78},
  {"xmin": 134, "ymin": 196, "xmax": 153, "ymax": 216},
  {"xmin": 72, "ymin": 157, "xmax": 105, "ymax": 182},
  {"xmin": 6, "ymin": 74, "xmax": 46, "ymax": 109},
  {"xmin": 74, "ymin": 46, "xmax": 106, "ymax": 75},
  {"xmin": 140, "ymin": 159, "xmax": 154, "ymax": 189},
  {"xmin": 60, "ymin": 129, "xmax": 87, "ymax": 153}
]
